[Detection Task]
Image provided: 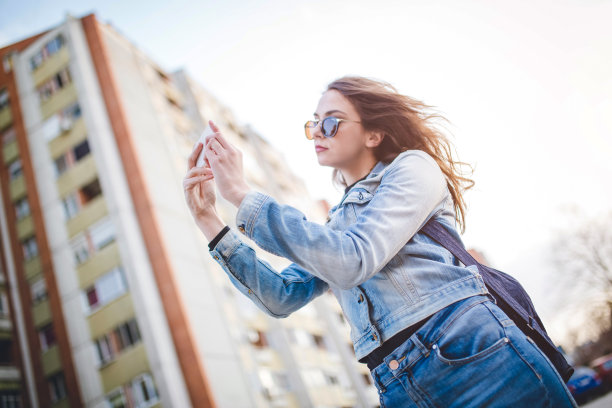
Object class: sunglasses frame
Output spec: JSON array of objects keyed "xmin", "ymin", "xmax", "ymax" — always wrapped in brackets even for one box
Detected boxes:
[{"xmin": 304, "ymin": 116, "xmax": 361, "ymax": 140}]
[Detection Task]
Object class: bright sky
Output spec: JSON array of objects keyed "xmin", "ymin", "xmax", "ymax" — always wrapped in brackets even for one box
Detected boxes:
[{"xmin": 2, "ymin": 0, "xmax": 611, "ymax": 346}]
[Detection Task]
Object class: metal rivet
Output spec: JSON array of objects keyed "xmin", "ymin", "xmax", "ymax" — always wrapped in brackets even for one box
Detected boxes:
[
  {"xmin": 389, "ymin": 359, "xmax": 399, "ymax": 370},
  {"xmin": 358, "ymin": 294, "xmax": 364, "ymax": 303},
  {"xmin": 248, "ymin": 289, "xmax": 252, "ymax": 294},
  {"xmin": 432, "ymin": 344, "xmax": 438, "ymax": 350},
  {"xmin": 238, "ymin": 225, "xmax": 245, "ymax": 232},
  {"xmin": 372, "ymin": 333, "xmax": 378, "ymax": 341},
  {"xmin": 504, "ymin": 337, "xmax": 509, "ymax": 343},
  {"xmin": 214, "ymin": 256, "xmax": 219, "ymax": 260}
]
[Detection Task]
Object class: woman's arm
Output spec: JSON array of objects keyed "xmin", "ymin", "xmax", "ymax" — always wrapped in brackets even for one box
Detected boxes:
[
  {"xmin": 208, "ymin": 226, "xmax": 330, "ymax": 318},
  {"xmin": 234, "ymin": 151, "xmax": 448, "ymax": 290}
]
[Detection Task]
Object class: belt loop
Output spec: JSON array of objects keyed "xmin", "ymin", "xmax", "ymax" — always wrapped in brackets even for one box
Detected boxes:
[{"xmin": 412, "ymin": 333, "xmax": 430, "ymax": 357}]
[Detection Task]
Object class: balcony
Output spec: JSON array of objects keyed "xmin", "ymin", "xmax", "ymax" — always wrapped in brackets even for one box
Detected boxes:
[
  {"xmin": 41, "ymin": 344, "xmax": 61, "ymax": 376},
  {"xmin": 99, "ymin": 342, "xmax": 150, "ymax": 393},
  {"xmin": 32, "ymin": 298, "xmax": 52, "ymax": 328},
  {"xmin": 0, "ymin": 107, "xmax": 11, "ymax": 130},
  {"xmin": 40, "ymin": 82, "xmax": 77, "ymax": 120},
  {"xmin": 9, "ymin": 175, "xmax": 26, "ymax": 201},
  {"xmin": 16, "ymin": 215, "xmax": 34, "ymax": 241},
  {"xmin": 48, "ymin": 117, "xmax": 86, "ymax": 159},
  {"xmin": 0, "ymin": 315, "xmax": 12, "ymax": 337},
  {"xmin": 0, "ymin": 365, "xmax": 20, "ymax": 382},
  {"xmin": 87, "ymin": 293, "xmax": 134, "ymax": 339},
  {"xmin": 32, "ymin": 47, "xmax": 70, "ymax": 87},
  {"xmin": 24, "ymin": 256, "xmax": 42, "ymax": 281},
  {"xmin": 66, "ymin": 196, "xmax": 108, "ymax": 239},
  {"xmin": 56, "ymin": 154, "xmax": 97, "ymax": 198},
  {"xmin": 77, "ymin": 240, "xmax": 120, "ymax": 290},
  {"xmin": 2, "ymin": 139, "xmax": 18, "ymax": 163}
]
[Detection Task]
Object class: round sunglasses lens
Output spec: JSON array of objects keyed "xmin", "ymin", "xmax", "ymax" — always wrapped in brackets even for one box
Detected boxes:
[{"xmin": 322, "ymin": 117, "xmax": 339, "ymax": 137}]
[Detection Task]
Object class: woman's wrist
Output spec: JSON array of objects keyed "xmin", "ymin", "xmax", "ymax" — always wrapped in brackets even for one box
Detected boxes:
[
  {"xmin": 229, "ymin": 185, "xmax": 252, "ymax": 208},
  {"xmin": 195, "ymin": 210, "xmax": 226, "ymax": 243}
]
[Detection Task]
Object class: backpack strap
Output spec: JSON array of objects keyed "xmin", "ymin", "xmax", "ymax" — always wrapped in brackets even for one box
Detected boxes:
[{"xmin": 420, "ymin": 219, "xmax": 480, "ymax": 268}]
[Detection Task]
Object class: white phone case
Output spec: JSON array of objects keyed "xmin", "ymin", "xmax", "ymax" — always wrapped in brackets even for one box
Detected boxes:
[{"xmin": 196, "ymin": 124, "xmax": 215, "ymax": 167}]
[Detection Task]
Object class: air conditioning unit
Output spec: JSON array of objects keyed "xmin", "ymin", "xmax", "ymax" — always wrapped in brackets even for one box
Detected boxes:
[{"xmin": 60, "ymin": 117, "xmax": 73, "ymax": 132}]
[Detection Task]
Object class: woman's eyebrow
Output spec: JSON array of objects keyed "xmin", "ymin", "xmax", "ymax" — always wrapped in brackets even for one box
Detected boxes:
[{"xmin": 313, "ymin": 109, "xmax": 347, "ymax": 118}]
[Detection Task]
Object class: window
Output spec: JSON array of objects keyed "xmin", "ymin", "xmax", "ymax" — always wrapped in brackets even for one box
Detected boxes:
[
  {"xmin": 0, "ymin": 292, "xmax": 9, "ymax": 316},
  {"xmin": 38, "ymin": 323, "xmax": 56, "ymax": 351},
  {"xmin": 132, "ymin": 374, "xmax": 159, "ymax": 407},
  {"xmin": 0, "ymin": 89, "xmax": 8, "ymax": 110},
  {"xmin": 116, "ymin": 319, "xmax": 141, "ymax": 350},
  {"xmin": 69, "ymin": 217, "xmax": 115, "ymax": 264},
  {"xmin": 61, "ymin": 193, "xmax": 79, "ymax": 220},
  {"xmin": 82, "ymin": 267, "xmax": 127, "ymax": 314},
  {"xmin": 73, "ymin": 139, "xmax": 90, "ymax": 160},
  {"xmin": 1, "ymin": 127, "xmax": 16, "ymax": 146},
  {"xmin": 89, "ymin": 217, "xmax": 115, "ymax": 251},
  {"xmin": 48, "ymin": 372, "xmax": 67, "ymax": 403},
  {"xmin": 53, "ymin": 139, "xmax": 91, "ymax": 177},
  {"xmin": 31, "ymin": 278, "xmax": 47, "ymax": 304},
  {"xmin": 94, "ymin": 318, "xmax": 141, "ymax": 367},
  {"xmin": 21, "ymin": 236, "xmax": 38, "ymax": 261},
  {"xmin": 30, "ymin": 35, "xmax": 65, "ymax": 71},
  {"xmin": 8, "ymin": 160, "xmax": 22, "ymax": 181},
  {"xmin": 94, "ymin": 334, "xmax": 114, "ymax": 366},
  {"xmin": 0, "ymin": 393, "xmax": 22, "ymax": 408},
  {"xmin": 70, "ymin": 233, "xmax": 90, "ymax": 265},
  {"xmin": 14, "ymin": 197, "xmax": 30, "ymax": 220},
  {"xmin": 42, "ymin": 102, "xmax": 82, "ymax": 142},
  {"xmin": 105, "ymin": 373, "xmax": 159, "ymax": 408},
  {"xmin": 54, "ymin": 155, "xmax": 69, "ymax": 176},
  {"xmin": 37, "ymin": 67, "xmax": 71, "ymax": 103},
  {"xmin": 80, "ymin": 178, "xmax": 101, "ymax": 204}
]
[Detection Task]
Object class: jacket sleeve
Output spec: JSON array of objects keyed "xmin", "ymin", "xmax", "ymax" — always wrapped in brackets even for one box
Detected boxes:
[
  {"xmin": 234, "ymin": 151, "xmax": 448, "ymax": 290},
  {"xmin": 209, "ymin": 228, "xmax": 330, "ymax": 318}
]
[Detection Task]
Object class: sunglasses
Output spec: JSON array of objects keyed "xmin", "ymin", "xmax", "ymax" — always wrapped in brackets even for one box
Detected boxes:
[{"xmin": 304, "ymin": 116, "xmax": 361, "ymax": 140}]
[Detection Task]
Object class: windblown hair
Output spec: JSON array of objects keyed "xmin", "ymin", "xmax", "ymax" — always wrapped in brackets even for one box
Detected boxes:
[{"xmin": 326, "ymin": 76, "xmax": 475, "ymax": 233}]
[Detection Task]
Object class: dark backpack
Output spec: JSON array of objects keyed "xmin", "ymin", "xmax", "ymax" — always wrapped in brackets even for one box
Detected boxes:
[{"xmin": 420, "ymin": 219, "xmax": 574, "ymax": 383}]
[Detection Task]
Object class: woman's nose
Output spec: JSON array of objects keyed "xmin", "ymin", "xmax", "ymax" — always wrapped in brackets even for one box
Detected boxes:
[{"xmin": 312, "ymin": 122, "xmax": 324, "ymax": 139}]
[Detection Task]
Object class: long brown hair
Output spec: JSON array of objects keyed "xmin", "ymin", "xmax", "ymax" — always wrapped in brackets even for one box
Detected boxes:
[{"xmin": 326, "ymin": 76, "xmax": 475, "ymax": 233}]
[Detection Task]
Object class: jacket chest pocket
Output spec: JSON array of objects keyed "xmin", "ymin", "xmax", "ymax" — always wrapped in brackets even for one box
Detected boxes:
[{"xmin": 343, "ymin": 189, "xmax": 374, "ymax": 222}]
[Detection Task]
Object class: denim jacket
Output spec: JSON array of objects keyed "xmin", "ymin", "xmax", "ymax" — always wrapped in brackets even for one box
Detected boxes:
[{"xmin": 209, "ymin": 150, "xmax": 488, "ymax": 360}]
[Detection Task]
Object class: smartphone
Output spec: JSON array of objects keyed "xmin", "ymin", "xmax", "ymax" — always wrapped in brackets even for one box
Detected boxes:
[{"xmin": 196, "ymin": 124, "xmax": 215, "ymax": 167}]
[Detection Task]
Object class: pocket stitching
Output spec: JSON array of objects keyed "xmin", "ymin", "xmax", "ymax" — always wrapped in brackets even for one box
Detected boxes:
[{"xmin": 433, "ymin": 336, "xmax": 509, "ymax": 366}]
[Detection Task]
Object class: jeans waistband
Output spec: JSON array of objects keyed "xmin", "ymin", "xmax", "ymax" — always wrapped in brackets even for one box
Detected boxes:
[{"xmin": 369, "ymin": 294, "xmax": 493, "ymax": 391}]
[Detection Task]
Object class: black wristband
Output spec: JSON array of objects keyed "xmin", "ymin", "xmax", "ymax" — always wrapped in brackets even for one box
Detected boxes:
[{"xmin": 208, "ymin": 225, "xmax": 230, "ymax": 251}]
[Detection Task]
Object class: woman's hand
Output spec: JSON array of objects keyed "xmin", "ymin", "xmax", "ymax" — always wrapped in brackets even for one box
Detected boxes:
[
  {"xmin": 183, "ymin": 142, "xmax": 216, "ymax": 219},
  {"xmin": 203, "ymin": 120, "xmax": 251, "ymax": 208}
]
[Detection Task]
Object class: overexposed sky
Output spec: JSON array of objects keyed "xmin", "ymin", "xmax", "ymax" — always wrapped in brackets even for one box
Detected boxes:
[{"xmin": 2, "ymin": 0, "xmax": 611, "ymax": 344}]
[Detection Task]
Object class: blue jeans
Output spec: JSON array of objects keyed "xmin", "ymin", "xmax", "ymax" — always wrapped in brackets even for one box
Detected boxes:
[{"xmin": 370, "ymin": 294, "xmax": 578, "ymax": 407}]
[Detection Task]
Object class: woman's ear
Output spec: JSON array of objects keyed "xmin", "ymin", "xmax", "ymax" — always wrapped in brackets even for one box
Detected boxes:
[{"xmin": 366, "ymin": 131, "xmax": 385, "ymax": 148}]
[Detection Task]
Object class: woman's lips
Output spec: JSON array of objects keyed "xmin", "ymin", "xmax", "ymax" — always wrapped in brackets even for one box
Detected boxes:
[{"xmin": 315, "ymin": 146, "xmax": 328, "ymax": 153}]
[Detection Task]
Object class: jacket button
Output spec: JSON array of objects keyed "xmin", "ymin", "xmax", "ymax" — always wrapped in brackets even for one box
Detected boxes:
[
  {"xmin": 358, "ymin": 294, "xmax": 364, "ymax": 303},
  {"xmin": 389, "ymin": 360, "xmax": 399, "ymax": 370},
  {"xmin": 214, "ymin": 255, "xmax": 219, "ymax": 260},
  {"xmin": 238, "ymin": 225, "xmax": 245, "ymax": 233},
  {"xmin": 358, "ymin": 192, "xmax": 363, "ymax": 200},
  {"xmin": 372, "ymin": 333, "xmax": 378, "ymax": 341}
]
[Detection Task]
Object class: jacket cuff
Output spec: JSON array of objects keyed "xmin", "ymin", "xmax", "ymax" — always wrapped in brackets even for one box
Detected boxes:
[
  {"xmin": 209, "ymin": 228, "xmax": 242, "ymax": 261},
  {"xmin": 235, "ymin": 190, "xmax": 269, "ymax": 238},
  {"xmin": 208, "ymin": 225, "xmax": 230, "ymax": 251}
]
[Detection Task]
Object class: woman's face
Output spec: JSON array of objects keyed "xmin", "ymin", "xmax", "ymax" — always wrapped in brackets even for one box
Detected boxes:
[{"xmin": 311, "ymin": 90, "xmax": 374, "ymax": 170}]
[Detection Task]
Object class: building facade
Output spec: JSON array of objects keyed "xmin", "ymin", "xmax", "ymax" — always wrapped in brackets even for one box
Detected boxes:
[{"xmin": 0, "ymin": 13, "xmax": 379, "ymax": 408}]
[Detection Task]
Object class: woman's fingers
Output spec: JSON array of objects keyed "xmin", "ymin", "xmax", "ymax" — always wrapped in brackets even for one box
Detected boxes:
[
  {"xmin": 188, "ymin": 142, "xmax": 204, "ymax": 170},
  {"xmin": 186, "ymin": 166, "xmax": 213, "ymax": 178},
  {"xmin": 183, "ymin": 174, "xmax": 214, "ymax": 189}
]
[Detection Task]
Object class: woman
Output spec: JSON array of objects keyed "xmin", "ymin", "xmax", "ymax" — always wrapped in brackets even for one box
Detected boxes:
[{"xmin": 183, "ymin": 76, "xmax": 577, "ymax": 407}]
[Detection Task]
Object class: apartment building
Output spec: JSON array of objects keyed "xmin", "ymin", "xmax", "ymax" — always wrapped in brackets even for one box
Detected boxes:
[{"xmin": 0, "ymin": 13, "xmax": 379, "ymax": 408}]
